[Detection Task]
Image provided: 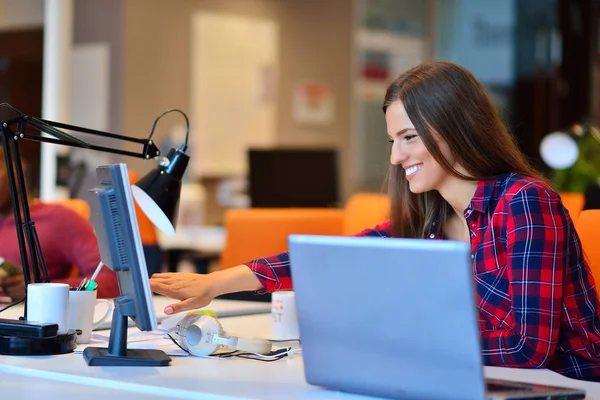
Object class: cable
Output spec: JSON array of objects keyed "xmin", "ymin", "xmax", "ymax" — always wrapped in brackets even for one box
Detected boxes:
[
  {"xmin": 268, "ymin": 338, "xmax": 301, "ymax": 344},
  {"xmin": 0, "ymin": 296, "xmax": 25, "ymax": 313},
  {"xmin": 216, "ymin": 347, "xmax": 301, "ymax": 362},
  {"xmin": 167, "ymin": 332, "xmax": 189, "ymax": 354},
  {"xmin": 166, "ymin": 333, "xmax": 302, "ymax": 362},
  {"xmin": 0, "ymin": 103, "xmax": 23, "ymax": 116},
  {"xmin": 147, "ymin": 109, "xmax": 190, "ymax": 152}
]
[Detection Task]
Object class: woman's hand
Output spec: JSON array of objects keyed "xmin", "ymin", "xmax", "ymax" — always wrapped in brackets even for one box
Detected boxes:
[
  {"xmin": 149, "ymin": 265, "xmax": 264, "ymax": 315},
  {"xmin": 150, "ymin": 272, "xmax": 218, "ymax": 314}
]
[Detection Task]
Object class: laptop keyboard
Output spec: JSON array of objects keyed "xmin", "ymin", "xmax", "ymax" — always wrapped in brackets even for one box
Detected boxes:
[{"xmin": 487, "ymin": 382, "xmax": 533, "ymax": 392}]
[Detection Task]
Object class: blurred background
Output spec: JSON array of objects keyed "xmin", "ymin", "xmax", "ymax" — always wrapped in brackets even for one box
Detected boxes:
[{"xmin": 1, "ymin": 0, "xmax": 598, "ymax": 276}]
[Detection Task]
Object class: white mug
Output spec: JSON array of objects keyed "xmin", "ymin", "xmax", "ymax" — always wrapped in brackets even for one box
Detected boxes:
[
  {"xmin": 26, "ymin": 283, "xmax": 70, "ymax": 334},
  {"xmin": 271, "ymin": 291, "xmax": 300, "ymax": 340},
  {"xmin": 68, "ymin": 289, "xmax": 113, "ymax": 343}
]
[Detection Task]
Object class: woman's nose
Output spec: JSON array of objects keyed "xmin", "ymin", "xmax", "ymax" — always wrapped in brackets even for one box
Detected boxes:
[{"xmin": 390, "ymin": 142, "xmax": 407, "ymax": 165}]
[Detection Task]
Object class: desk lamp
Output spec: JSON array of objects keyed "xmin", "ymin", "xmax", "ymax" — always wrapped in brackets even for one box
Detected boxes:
[{"xmin": 0, "ymin": 103, "xmax": 189, "ymax": 355}]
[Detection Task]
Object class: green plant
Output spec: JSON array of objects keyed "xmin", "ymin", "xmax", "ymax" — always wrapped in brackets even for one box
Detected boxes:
[{"xmin": 551, "ymin": 125, "xmax": 600, "ymax": 193}]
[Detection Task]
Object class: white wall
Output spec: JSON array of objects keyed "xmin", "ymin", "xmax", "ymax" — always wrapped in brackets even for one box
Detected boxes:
[{"xmin": 189, "ymin": 11, "xmax": 278, "ymax": 178}]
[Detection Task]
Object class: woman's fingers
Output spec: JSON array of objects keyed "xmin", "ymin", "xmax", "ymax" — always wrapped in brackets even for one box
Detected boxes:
[
  {"xmin": 149, "ymin": 272, "xmax": 214, "ymax": 314},
  {"xmin": 149, "ymin": 280, "xmax": 178, "ymax": 297},
  {"xmin": 165, "ymin": 297, "xmax": 209, "ymax": 315},
  {"xmin": 150, "ymin": 273, "xmax": 178, "ymax": 280}
]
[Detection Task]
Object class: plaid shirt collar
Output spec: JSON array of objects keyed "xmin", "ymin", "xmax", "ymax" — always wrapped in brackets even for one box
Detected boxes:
[
  {"xmin": 428, "ymin": 175, "xmax": 506, "ymax": 238},
  {"xmin": 469, "ymin": 174, "xmax": 509, "ymax": 214}
]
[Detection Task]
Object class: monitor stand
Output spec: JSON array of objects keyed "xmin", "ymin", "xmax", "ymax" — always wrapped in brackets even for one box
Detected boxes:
[{"xmin": 83, "ymin": 297, "xmax": 171, "ymax": 366}]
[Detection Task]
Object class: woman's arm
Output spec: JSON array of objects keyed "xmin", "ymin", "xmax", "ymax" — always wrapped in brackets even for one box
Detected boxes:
[
  {"xmin": 151, "ymin": 220, "xmax": 392, "ymax": 314},
  {"xmin": 245, "ymin": 220, "xmax": 392, "ymax": 292},
  {"xmin": 352, "ymin": 220, "xmax": 391, "ymax": 238},
  {"xmin": 150, "ymin": 265, "xmax": 263, "ymax": 314},
  {"xmin": 480, "ymin": 184, "xmax": 566, "ymax": 368}
]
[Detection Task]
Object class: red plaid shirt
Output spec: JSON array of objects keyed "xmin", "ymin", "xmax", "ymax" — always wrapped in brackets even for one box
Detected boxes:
[{"xmin": 246, "ymin": 173, "xmax": 600, "ymax": 380}]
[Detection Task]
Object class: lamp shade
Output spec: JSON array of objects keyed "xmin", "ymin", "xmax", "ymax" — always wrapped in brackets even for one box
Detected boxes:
[{"xmin": 131, "ymin": 147, "xmax": 189, "ymax": 236}]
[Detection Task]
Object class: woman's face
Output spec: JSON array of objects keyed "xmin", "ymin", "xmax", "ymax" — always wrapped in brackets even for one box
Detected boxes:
[{"xmin": 385, "ymin": 100, "xmax": 454, "ymax": 194}]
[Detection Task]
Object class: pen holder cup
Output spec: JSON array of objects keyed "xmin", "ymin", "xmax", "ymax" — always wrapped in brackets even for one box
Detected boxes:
[{"xmin": 68, "ymin": 289, "xmax": 113, "ymax": 344}]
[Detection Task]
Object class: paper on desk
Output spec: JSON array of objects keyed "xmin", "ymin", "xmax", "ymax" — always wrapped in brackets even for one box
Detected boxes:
[{"xmin": 73, "ymin": 330, "xmax": 189, "ymax": 357}]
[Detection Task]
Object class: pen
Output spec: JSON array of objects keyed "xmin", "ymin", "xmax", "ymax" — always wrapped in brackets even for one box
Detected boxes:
[
  {"xmin": 77, "ymin": 277, "xmax": 88, "ymax": 291},
  {"xmin": 83, "ymin": 261, "xmax": 103, "ymax": 291},
  {"xmin": 90, "ymin": 261, "xmax": 103, "ymax": 282}
]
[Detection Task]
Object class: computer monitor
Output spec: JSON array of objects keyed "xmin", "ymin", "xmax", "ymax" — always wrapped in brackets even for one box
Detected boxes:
[
  {"xmin": 82, "ymin": 163, "xmax": 171, "ymax": 366},
  {"xmin": 248, "ymin": 148, "xmax": 339, "ymax": 208}
]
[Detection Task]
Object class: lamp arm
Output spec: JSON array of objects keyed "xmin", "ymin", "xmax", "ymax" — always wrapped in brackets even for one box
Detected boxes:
[
  {"xmin": 40, "ymin": 119, "xmax": 148, "ymax": 143},
  {"xmin": 19, "ymin": 133, "xmax": 160, "ymax": 160},
  {"xmin": 2, "ymin": 114, "xmax": 161, "ymax": 160},
  {"xmin": 0, "ymin": 103, "xmax": 189, "ymax": 321},
  {"xmin": 0, "ymin": 107, "xmax": 159, "ymax": 301}
]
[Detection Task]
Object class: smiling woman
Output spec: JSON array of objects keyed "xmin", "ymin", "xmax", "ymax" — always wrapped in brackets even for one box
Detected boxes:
[
  {"xmin": 382, "ymin": 61, "xmax": 549, "ymax": 239},
  {"xmin": 150, "ymin": 60, "xmax": 600, "ymax": 382}
]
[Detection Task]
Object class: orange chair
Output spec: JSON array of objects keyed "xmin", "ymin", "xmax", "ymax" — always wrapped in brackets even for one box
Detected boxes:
[
  {"xmin": 50, "ymin": 198, "xmax": 91, "ymax": 220},
  {"xmin": 576, "ymin": 210, "xmax": 600, "ymax": 295},
  {"xmin": 219, "ymin": 208, "xmax": 344, "ymax": 269},
  {"xmin": 343, "ymin": 193, "xmax": 390, "ymax": 235},
  {"xmin": 129, "ymin": 170, "xmax": 163, "ymax": 275},
  {"xmin": 560, "ymin": 192, "xmax": 585, "ymax": 223},
  {"xmin": 128, "ymin": 170, "xmax": 159, "ymax": 247}
]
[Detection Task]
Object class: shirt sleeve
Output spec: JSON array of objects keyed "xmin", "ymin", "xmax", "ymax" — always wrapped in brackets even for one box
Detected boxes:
[
  {"xmin": 480, "ymin": 185, "xmax": 566, "ymax": 368},
  {"xmin": 245, "ymin": 220, "xmax": 391, "ymax": 293},
  {"xmin": 52, "ymin": 208, "xmax": 120, "ymax": 299}
]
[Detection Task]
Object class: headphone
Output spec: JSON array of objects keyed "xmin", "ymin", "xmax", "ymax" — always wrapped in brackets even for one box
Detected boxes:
[{"xmin": 164, "ymin": 311, "xmax": 272, "ymax": 357}]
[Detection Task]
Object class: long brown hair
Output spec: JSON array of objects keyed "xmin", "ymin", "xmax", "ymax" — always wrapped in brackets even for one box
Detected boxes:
[{"xmin": 382, "ymin": 60, "xmax": 547, "ymax": 238}]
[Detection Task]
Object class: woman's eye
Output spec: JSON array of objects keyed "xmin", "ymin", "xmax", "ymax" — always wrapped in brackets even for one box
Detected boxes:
[
  {"xmin": 404, "ymin": 134, "xmax": 417, "ymax": 141},
  {"xmin": 388, "ymin": 139, "xmax": 394, "ymax": 144}
]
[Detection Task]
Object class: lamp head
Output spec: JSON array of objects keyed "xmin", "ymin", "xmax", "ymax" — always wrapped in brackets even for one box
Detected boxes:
[{"xmin": 131, "ymin": 147, "xmax": 189, "ymax": 236}]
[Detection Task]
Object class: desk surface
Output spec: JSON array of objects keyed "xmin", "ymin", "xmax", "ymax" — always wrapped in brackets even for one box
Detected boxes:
[
  {"xmin": 2, "ymin": 295, "xmax": 271, "ymax": 330},
  {"xmin": 0, "ymin": 369, "xmax": 166, "ymax": 400},
  {"xmin": 2, "ymin": 312, "xmax": 600, "ymax": 399}
]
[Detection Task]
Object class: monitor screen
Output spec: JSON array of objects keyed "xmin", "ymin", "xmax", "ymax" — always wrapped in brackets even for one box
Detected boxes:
[
  {"xmin": 248, "ymin": 148, "xmax": 339, "ymax": 208},
  {"xmin": 88, "ymin": 163, "xmax": 156, "ymax": 331}
]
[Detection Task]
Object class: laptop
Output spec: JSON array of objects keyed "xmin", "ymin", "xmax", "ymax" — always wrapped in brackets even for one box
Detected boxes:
[{"xmin": 288, "ymin": 235, "xmax": 586, "ymax": 400}]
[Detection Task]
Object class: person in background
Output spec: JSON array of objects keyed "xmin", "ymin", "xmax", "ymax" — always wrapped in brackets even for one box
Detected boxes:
[
  {"xmin": 0, "ymin": 147, "xmax": 120, "ymax": 299},
  {"xmin": 150, "ymin": 60, "xmax": 600, "ymax": 381}
]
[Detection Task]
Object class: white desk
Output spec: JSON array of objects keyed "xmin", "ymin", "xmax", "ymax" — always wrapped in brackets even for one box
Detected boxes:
[
  {"xmin": 1, "ymin": 312, "xmax": 600, "ymax": 399},
  {"xmin": 2, "ymin": 295, "xmax": 272, "ymax": 330},
  {"xmin": 0, "ymin": 370, "xmax": 168, "ymax": 400}
]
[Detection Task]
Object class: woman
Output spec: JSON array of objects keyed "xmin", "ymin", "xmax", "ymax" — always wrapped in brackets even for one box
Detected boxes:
[{"xmin": 150, "ymin": 61, "xmax": 600, "ymax": 380}]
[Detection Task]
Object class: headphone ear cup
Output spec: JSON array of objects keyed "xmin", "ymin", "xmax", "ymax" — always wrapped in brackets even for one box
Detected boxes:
[
  {"xmin": 176, "ymin": 313, "xmax": 272, "ymax": 356},
  {"xmin": 176, "ymin": 313, "xmax": 224, "ymax": 356}
]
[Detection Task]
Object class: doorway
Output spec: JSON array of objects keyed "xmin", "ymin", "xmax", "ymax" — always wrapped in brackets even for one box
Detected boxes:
[{"xmin": 0, "ymin": 28, "xmax": 43, "ymax": 194}]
